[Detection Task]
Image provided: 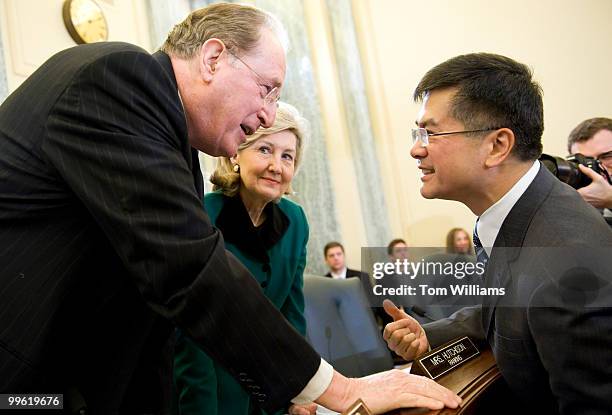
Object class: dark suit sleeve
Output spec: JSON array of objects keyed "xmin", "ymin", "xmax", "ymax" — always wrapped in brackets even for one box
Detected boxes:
[
  {"xmin": 423, "ymin": 305, "xmax": 485, "ymax": 348},
  {"xmin": 528, "ymin": 266, "xmax": 612, "ymax": 413},
  {"xmin": 41, "ymin": 49, "xmax": 320, "ymax": 411}
]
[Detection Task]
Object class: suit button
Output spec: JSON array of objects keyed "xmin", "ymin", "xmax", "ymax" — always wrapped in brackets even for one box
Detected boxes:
[{"xmin": 261, "ymin": 280, "xmax": 268, "ymax": 288}]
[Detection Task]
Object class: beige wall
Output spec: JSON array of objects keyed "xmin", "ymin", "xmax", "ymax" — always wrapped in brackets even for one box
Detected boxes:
[
  {"xmin": 303, "ymin": 0, "xmax": 369, "ymax": 270},
  {"xmin": 2, "ymin": 1, "xmax": 610, "ymax": 265},
  {"xmin": 0, "ymin": 0, "xmax": 152, "ymax": 91},
  {"xmin": 347, "ymin": 0, "xmax": 612, "ymax": 248}
]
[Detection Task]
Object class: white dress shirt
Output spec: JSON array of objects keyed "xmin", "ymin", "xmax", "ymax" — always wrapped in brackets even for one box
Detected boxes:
[
  {"xmin": 477, "ymin": 161, "xmax": 540, "ymax": 256},
  {"xmin": 330, "ymin": 267, "xmax": 348, "ymax": 280},
  {"xmin": 291, "ymin": 359, "xmax": 334, "ymax": 404}
]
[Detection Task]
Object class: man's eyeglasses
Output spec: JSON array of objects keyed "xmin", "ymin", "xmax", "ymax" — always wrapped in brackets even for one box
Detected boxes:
[
  {"xmin": 412, "ymin": 127, "xmax": 503, "ymax": 147},
  {"xmin": 226, "ymin": 50, "xmax": 281, "ymax": 106}
]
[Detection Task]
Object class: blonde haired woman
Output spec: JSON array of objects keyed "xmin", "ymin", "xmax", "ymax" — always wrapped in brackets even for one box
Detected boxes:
[
  {"xmin": 174, "ymin": 103, "xmax": 315, "ymax": 415},
  {"xmin": 445, "ymin": 227, "xmax": 474, "ymax": 255}
]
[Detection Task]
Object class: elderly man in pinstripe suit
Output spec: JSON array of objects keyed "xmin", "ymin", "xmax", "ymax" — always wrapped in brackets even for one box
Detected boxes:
[{"xmin": 0, "ymin": 3, "xmax": 460, "ymax": 414}]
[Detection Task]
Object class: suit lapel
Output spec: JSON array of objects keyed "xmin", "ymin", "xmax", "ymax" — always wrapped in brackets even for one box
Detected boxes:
[{"xmin": 482, "ymin": 165, "xmax": 556, "ymax": 336}]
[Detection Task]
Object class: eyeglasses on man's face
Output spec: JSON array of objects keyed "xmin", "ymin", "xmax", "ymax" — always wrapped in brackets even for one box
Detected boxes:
[
  {"xmin": 411, "ymin": 127, "xmax": 503, "ymax": 147},
  {"xmin": 226, "ymin": 50, "xmax": 281, "ymax": 106}
]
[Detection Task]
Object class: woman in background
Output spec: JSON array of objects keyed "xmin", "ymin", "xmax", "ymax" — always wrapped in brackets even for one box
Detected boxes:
[
  {"xmin": 174, "ymin": 103, "xmax": 315, "ymax": 415},
  {"xmin": 445, "ymin": 227, "xmax": 473, "ymax": 255}
]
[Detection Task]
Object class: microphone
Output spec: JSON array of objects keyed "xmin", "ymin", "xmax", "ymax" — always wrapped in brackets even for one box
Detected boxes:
[{"xmin": 324, "ymin": 326, "xmax": 333, "ymax": 362}]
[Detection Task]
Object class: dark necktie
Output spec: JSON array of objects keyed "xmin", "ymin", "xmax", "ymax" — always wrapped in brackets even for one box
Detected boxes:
[{"xmin": 473, "ymin": 221, "xmax": 489, "ymax": 266}]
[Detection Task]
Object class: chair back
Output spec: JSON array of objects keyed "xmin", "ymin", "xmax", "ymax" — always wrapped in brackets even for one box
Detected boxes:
[{"xmin": 303, "ymin": 275, "xmax": 393, "ymax": 377}]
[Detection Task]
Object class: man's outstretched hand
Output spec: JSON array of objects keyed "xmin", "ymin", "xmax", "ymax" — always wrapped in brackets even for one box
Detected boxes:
[
  {"xmin": 382, "ymin": 299, "xmax": 429, "ymax": 361},
  {"xmin": 316, "ymin": 369, "xmax": 461, "ymax": 414},
  {"xmin": 314, "ymin": 299, "xmax": 460, "ymax": 413}
]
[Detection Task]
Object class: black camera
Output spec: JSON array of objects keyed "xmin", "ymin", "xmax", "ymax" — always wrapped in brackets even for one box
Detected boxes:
[{"xmin": 540, "ymin": 153, "xmax": 612, "ymax": 189}]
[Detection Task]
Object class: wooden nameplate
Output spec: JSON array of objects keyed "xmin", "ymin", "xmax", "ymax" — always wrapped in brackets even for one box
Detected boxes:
[{"xmin": 388, "ymin": 337, "xmax": 504, "ymax": 414}]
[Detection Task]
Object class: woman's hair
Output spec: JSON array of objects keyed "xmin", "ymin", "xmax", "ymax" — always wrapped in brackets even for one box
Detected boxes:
[
  {"xmin": 445, "ymin": 227, "xmax": 473, "ymax": 254},
  {"xmin": 210, "ymin": 102, "xmax": 308, "ymax": 198}
]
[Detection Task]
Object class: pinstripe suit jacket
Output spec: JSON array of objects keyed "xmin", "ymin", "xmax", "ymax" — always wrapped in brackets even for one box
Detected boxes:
[{"xmin": 0, "ymin": 42, "xmax": 319, "ymax": 414}]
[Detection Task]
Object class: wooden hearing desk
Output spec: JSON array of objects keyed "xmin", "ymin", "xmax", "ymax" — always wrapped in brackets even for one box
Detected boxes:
[
  {"xmin": 390, "ymin": 346, "xmax": 504, "ymax": 414},
  {"xmin": 343, "ymin": 337, "xmax": 512, "ymax": 415}
]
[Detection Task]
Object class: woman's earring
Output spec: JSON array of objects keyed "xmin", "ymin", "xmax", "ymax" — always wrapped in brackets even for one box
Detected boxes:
[{"xmin": 233, "ymin": 164, "xmax": 240, "ymax": 173}]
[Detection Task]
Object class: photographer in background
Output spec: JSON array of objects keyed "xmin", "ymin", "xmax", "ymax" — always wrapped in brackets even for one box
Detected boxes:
[{"xmin": 568, "ymin": 117, "xmax": 612, "ymax": 214}]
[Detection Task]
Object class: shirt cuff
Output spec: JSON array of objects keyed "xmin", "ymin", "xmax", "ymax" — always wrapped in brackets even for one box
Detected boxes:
[{"xmin": 291, "ymin": 358, "xmax": 334, "ymax": 405}]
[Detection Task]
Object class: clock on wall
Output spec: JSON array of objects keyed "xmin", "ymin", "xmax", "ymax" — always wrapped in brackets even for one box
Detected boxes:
[{"xmin": 62, "ymin": 0, "xmax": 108, "ymax": 44}]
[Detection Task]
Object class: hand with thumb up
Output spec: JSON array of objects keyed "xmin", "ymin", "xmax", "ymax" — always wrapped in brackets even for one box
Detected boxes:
[{"xmin": 382, "ymin": 299, "xmax": 429, "ymax": 361}]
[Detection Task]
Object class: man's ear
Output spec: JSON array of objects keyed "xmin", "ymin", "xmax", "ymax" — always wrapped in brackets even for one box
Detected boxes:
[
  {"xmin": 198, "ymin": 38, "xmax": 225, "ymax": 82},
  {"xmin": 484, "ymin": 128, "xmax": 516, "ymax": 168}
]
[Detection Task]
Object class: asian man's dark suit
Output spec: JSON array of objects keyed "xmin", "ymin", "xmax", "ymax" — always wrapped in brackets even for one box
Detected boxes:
[
  {"xmin": 0, "ymin": 42, "xmax": 320, "ymax": 414},
  {"xmin": 423, "ymin": 164, "xmax": 612, "ymax": 414}
]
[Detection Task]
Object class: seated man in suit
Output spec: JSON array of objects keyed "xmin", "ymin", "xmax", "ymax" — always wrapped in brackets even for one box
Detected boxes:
[
  {"xmin": 383, "ymin": 53, "xmax": 612, "ymax": 414},
  {"xmin": 387, "ymin": 238, "xmax": 409, "ymax": 260},
  {"xmin": 323, "ymin": 241, "xmax": 394, "ymax": 332},
  {"xmin": 324, "ymin": 241, "xmax": 369, "ymax": 282},
  {"xmin": 382, "ymin": 239, "xmax": 422, "ymax": 324}
]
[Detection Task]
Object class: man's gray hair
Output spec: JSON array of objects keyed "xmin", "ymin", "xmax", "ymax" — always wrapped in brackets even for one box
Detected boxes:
[{"xmin": 161, "ymin": 3, "xmax": 288, "ymax": 59}]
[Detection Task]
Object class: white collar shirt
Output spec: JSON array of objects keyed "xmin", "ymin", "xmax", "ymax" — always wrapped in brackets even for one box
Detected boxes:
[
  {"xmin": 477, "ymin": 160, "xmax": 540, "ymax": 257},
  {"xmin": 330, "ymin": 267, "xmax": 347, "ymax": 280}
]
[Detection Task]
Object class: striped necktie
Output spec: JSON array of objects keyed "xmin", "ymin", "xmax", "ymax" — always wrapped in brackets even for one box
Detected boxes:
[{"xmin": 473, "ymin": 221, "xmax": 489, "ymax": 266}]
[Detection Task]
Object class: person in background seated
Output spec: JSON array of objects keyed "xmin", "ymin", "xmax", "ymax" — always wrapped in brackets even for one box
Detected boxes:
[
  {"xmin": 567, "ymin": 117, "xmax": 612, "ymax": 216},
  {"xmin": 323, "ymin": 241, "xmax": 386, "ymax": 328},
  {"xmin": 379, "ymin": 239, "xmax": 410, "ymax": 327},
  {"xmin": 323, "ymin": 241, "xmax": 368, "ymax": 283},
  {"xmin": 387, "ymin": 238, "xmax": 409, "ymax": 260},
  {"xmin": 445, "ymin": 228, "xmax": 474, "ymax": 255},
  {"xmin": 174, "ymin": 103, "xmax": 316, "ymax": 415}
]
